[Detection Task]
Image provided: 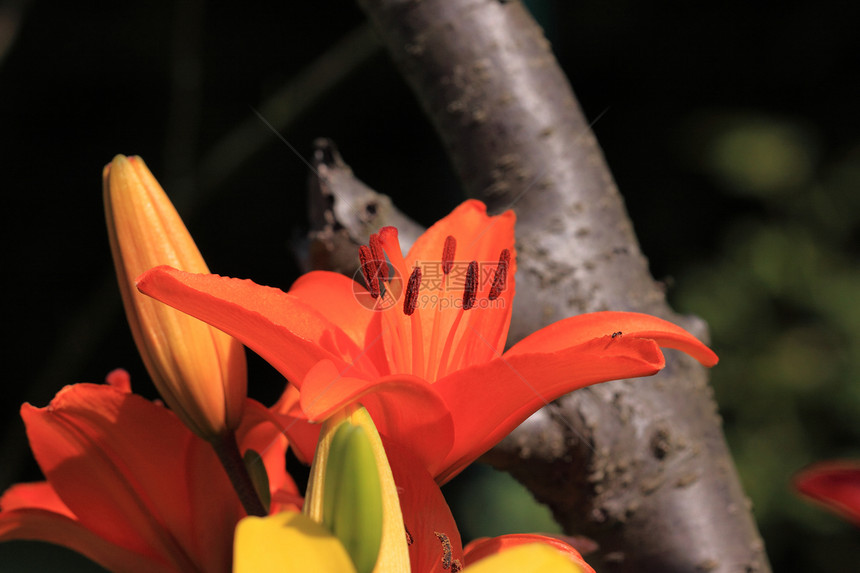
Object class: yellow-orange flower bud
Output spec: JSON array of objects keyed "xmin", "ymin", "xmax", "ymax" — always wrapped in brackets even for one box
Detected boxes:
[{"xmin": 103, "ymin": 154, "xmax": 246, "ymax": 439}]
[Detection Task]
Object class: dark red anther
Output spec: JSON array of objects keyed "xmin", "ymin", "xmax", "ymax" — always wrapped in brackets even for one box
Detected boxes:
[
  {"xmin": 358, "ymin": 245, "xmax": 380, "ymax": 298},
  {"xmin": 434, "ymin": 532, "xmax": 453, "ymax": 570},
  {"xmin": 369, "ymin": 234, "xmax": 388, "ymax": 281},
  {"xmin": 463, "ymin": 261, "xmax": 478, "ymax": 310},
  {"xmin": 488, "ymin": 248, "xmax": 510, "ymax": 301},
  {"xmin": 442, "ymin": 235, "xmax": 457, "ymax": 275},
  {"xmin": 404, "ymin": 267, "xmax": 422, "ymax": 316}
]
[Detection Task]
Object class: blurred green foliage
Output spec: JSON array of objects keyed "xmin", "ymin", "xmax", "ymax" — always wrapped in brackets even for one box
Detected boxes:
[
  {"xmin": 673, "ymin": 115, "xmax": 860, "ymax": 568},
  {"xmin": 447, "ymin": 464, "xmax": 563, "ymax": 541}
]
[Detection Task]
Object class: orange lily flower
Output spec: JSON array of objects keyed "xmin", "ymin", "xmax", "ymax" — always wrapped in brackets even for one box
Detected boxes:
[
  {"xmin": 137, "ymin": 200, "xmax": 718, "ymax": 483},
  {"xmin": 0, "ymin": 371, "xmax": 299, "ymax": 573},
  {"xmin": 104, "ymin": 155, "xmax": 247, "ymax": 440},
  {"xmin": 794, "ymin": 460, "xmax": 860, "ymax": 526}
]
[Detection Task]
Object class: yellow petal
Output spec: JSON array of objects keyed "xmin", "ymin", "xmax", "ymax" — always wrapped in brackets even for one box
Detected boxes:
[
  {"xmin": 465, "ymin": 543, "xmax": 587, "ymax": 573},
  {"xmin": 233, "ymin": 511, "xmax": 357, "ymax": 573},
  {"xmin": 103, "ymin": 155, "xmax": 246, "ymax": 439}
]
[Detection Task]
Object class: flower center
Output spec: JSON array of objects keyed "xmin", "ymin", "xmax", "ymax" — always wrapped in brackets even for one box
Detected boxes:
[{"xmin": 358, "ymin": 231, "xmax": 509, "ymax": 381}]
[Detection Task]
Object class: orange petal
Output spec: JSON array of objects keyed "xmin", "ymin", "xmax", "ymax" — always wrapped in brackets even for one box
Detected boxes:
[
  {"xmin": 236, "ymin": 399, "xmax": 298, "ymax": 503},
  {"xmin": 0, "ymin": 482, "xmax": 73, "ymax": 518},
  {"xmin": 406, "ymin": 200, "xmax": 515, "ymax": 275},
  {"xmin": 299, "ymin": 360, "xmax": 455, "ymax": 477},
  {"xmin": 105, "ymin": 368, "xmax": 132, "ymax": 392},
  {"xmin": 464, "ymin": 534, "xmax": 594, "ymax": 572},
  {"xmin": 288, "ymin": 271, "xmax": 389, "ymax": 376},
  {"xmin": 16, "ymin": 382, "xmax": 251, "ymax": 571},
  {"xmin": 383, "ymin": 442, "xmax": 464, "ymax": 573},
  {"xmin": 406, "ymin": 200, "xmax": 518, "ymax": 372},
  {"xmin": 22, "ymin": 384, "xmax": 199, "ymax": 567},
  {"xmin": 506, "ymin": 311, "xmax": 718, "ymax": 367},
  {"xmin": 180, "ymin": 426, "xmax": 242, "ymax": 571},
  {"xmin": 794, "ymin": 460, "xmax": 860, "ymax": 526},
  {"xmin": 271, "ymin": 384, "xmax": 320, "ymax": 465},
  {"xmin": 185, "ymin": 398, "xmax": 300, "ymax": 571},
  {"xmin": 137, "ymin": 267, "xmax": 382, "ymax": 387},
  {"xmin": 434, "ymin": 337, "xmax": 667, "ymax": 483},
  {"xmin": 0, "ymin": 508, "xmax": 168, "ymax": 573},
  {"xmin": 288, "ymin": 271, "xmax": 378, "ymax": 351}
]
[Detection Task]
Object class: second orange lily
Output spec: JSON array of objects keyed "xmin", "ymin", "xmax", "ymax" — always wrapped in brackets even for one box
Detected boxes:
[{"xmin": 0, "ymin": 371, "xmax": 299, "ymax": 573}]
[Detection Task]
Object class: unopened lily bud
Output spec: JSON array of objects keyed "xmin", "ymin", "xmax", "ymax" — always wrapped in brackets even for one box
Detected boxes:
[
  {"xmin": 103, "ymin": 154, "xmax": 246, "ymax": 440},
  {"xmin": 304, "ymin": 406, "xmax": 409, "ymax": 573}
]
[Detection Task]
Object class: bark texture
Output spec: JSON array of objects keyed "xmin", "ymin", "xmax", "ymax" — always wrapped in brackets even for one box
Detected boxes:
[
  {"xmin": 353, "ymin": 1, "xmax": 770, "ymax": 571},
  {"xmin": 301, "ymin": 138, "xmax": 424, "ymax": 275}
]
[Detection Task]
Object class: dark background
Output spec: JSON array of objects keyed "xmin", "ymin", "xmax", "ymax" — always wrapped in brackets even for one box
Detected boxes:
[{"xmin": 1, "ymin": 1, "xmax": 859, "ymax": 570}]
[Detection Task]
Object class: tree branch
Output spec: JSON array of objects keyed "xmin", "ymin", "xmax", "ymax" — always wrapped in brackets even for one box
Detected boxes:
[
  {"xmin": 300, "ymin": 138, "xmax": 425, "ymax": 275},
  {"xmin": 354, "ymin": 0, "xmax": 769, "ymax": 571}
]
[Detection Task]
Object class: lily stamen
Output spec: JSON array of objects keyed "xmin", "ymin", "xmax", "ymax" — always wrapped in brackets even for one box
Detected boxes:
[
  {"xmin": 361, "ymin": 232, "xmax": 405, "ymax": 368},
  {"xmin": 358, "ymin": 245, "xmax": 380, "ymax": 298},
  {"xmin": 426, "ymin": 235, "xmax": 457, "ymax": 380},
  {"xmin": 449, "ymin": 262, "xmax": 486, "ymax": 372},
  {"xmin": 403, "ymin": 267, "xmax": 421, "ymax": 316},
  {"xmin": 370, "ymin": 234, "xmax": 389, "ymax": 289},
  {"xmin": 435, "ymin": 260, "xmax": 479, "ymax": 379},
  {"xmin": 369, "ymin": 236, "xmax": 386, "ymax": 278},
  {"xmin": 442, "ymin": 236, "xmax": 456, "ymax": 275},
  {"xmin": 462, "ymin": 261, "xmax": 478, "ymax": 311},
  {"xmin": 489, "ymin": 249, "xmax": 510, "ymax": 301},
  {"xmin": 405, "ymin": 266, "xmax": 426, "ymax": 376}
]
